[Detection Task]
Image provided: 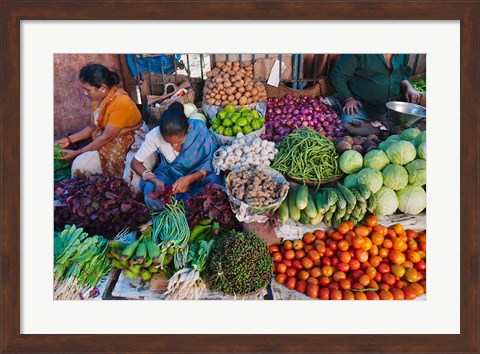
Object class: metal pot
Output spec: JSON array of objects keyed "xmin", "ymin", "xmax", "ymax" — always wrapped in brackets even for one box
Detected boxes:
[{"xmin": 386, "ymin": 101, "xmax": 426, "ymax": 126}]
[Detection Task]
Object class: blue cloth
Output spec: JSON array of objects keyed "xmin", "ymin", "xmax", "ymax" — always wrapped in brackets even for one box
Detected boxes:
[
  {"xmin": 141, "ymin": 120, "xmax": 223, "ymax": 210},
  {"xmin": 340, "ymin": 107, "xmax": 370, "ymax": 123},
  {"xmin": 125, "ymin": 54, "xmax": 181, "ymax": 79}
]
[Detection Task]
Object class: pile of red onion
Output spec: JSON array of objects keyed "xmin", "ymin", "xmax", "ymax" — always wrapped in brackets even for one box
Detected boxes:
[{"xmin": 261, "ymin": 95, "xmax": 345, "ymax": 142}]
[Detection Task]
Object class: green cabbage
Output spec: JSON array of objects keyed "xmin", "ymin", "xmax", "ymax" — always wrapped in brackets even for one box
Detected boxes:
[
  {"xmin": 363, "ymin": 149, "xmax": 390, "ymax": 171},
  {"xmin": 357, "ymin": 168, "xmax": 383, "ymax": 193},
  {"xmin": 396, "ymin": 186, "xmax": 426, "ymax": 215},
  {"xmin": 405, "ymin": 159, "xmax": 426, "ymax": 186},
  {"xmin": 401, "ymin": 127, "xmax": 421, "ymax": 141},
  {"xmin": 382, "ymin": 164, "xmax": 409, "ymax": 191},
  {"xmin": 343, "ymin": 173, "xmax": 358, "ymax": 188},
  {"xmin": 385, "ymin": 141, "xmax": 417, "ymax": 165},
  {"xmin": 387, "ymin": 134, "xmax": 401, "ymax": 141},
  {"xmin": 418, "ymin": 141, "xmax": 426, "ymax": 160},
  {"xmin": 374, "ymin": 186, "xmax": 399, "ymax": 216},
  {"xmin": 183, "ymin": 103, "xmax": 198, "ymax": 118},
  {"xmin": 379, "ymin": 139, "xmax": 396, "ymax": 152},
  {"xmin": 414, "ymin": 131, "xmax": 426, "ymax": 147},
  {"xmin": 339, "ymin": 150, "xmax": 363, "ymax": 174}
]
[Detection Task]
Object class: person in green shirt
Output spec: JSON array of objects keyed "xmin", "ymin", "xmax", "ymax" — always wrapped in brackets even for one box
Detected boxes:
[{"xmin": 330, "ymin": 54, "xmax": 421, "ymax": 124}]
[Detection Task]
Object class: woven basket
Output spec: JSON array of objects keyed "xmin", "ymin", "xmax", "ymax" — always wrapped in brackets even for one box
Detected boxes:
[{"xmin": 147, "ymin": 81, "xmax": 196, "ymax": 121}]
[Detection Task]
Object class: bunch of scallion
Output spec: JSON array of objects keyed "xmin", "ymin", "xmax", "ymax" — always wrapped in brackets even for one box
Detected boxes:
[{"xmin": 54, "ymin": 224, "xmax": 112, "ymax": 300}]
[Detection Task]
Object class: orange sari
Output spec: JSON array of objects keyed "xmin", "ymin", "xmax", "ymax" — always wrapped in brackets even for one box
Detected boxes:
[{"xmin": 91, "ymin": 87, "xmax": 140, "ymax": 176}]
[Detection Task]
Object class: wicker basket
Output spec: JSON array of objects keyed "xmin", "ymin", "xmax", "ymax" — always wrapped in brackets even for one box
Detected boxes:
[{"xmin": 147, "ymin": 81, "xmax": 196, "ymax": 121}]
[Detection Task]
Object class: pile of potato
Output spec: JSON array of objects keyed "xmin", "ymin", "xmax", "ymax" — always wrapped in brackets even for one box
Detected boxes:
[
  {"xmin": 334, "ymin": 134, "xmax": 381, "ymax": 155},
  {"xmin": 203, "ymin": 61, "xmax": 267, "ymax": 107},
  {"xmin": 228, "ymin": 167, "xmax": 288, "ymax": 207}
]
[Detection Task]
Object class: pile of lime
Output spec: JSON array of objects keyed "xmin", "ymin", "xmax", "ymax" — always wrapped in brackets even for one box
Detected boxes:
[{"xmin": 211, "ymin": 103, "xmax": 265, "ymax": 137}]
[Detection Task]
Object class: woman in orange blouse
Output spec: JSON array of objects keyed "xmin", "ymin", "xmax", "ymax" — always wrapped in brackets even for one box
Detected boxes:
[{"xmin": 56, "ymin": 63, "xmax": 143, "ymax": 177}]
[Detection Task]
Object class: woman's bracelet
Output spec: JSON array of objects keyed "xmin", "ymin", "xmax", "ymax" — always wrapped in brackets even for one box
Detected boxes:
[
  {"xmin": 142, "ymin": 170, "xmax": 156, "ymax": 180},
  {"xmin": 199, "ymin": 170, "xmax": 207, "ymax": 179}
]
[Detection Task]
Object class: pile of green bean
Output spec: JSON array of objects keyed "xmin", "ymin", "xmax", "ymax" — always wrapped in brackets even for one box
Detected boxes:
[{"xmin": 272, "ymin": 128, "xmax": 341, "ymax": 183}]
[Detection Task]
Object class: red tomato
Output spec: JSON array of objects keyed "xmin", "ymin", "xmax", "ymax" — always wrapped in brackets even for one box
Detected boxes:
[
  {"xmin": 303, "ymin": 233, "xmax": 316, "ymax": 244},
  {"xmin": 275, "ymin": 273, "xmax": 287, "ymax": 284},
  {"xmin": 390, "ymin": 287, "xmax": 405, "ymax": 300},
  {"xmin": 365, "ymin": 215, "xmax": 379, "ymax": 227},
  {"xmin": 415, "ymin": 260, "xmax": 427, "ymax": 271},
  {"xmin": 331, "ymin": 255, "xmax": 339, "ymax": 267},
  {"xmin": 268, "ymin": 244, "xmax": 280, "ymax": 253},
  {"xmin": 403, "ymin": 286, "xmax": 417, "ymax": 300},
  {"xmin": 337, "ymin": 222, "xmax": 350, "ymax": 235},
  {"xmin": 366, "ymin": 291, "xmax": 380, "ymax": 300},
  {"xmin": 283, "ymin": 249, "xmax": 295, "ymax": 260},
  {"xmin": 330, "ymin": 288, "xmax": 343, "ymax": 300},
  {"xmin": 337, "ymin": 262, "xmax": 350, "ymax": 273},
  {"xmin": 271, "ymin": 251, "xmax": 283, "ymax": 262},
  {"xmin": 309, "ymin": 267, "xmax": 322, "ymax": 278},
  {"xmin": 332, "ymin": 271, "xmax": 346, "ymax": 283},
  {"xmin": 337, "ymin": 240, "xmax": 349, "ymax": 251},
  {"xmin": 389, "ymin": 250, "xmax": 406, "ymax": 265},
  {"xmin": 327, "ymin": 282, "xmax": 340, "ymax": 290},
  {"xmin": 379, "ymin": 290, "xmax": 394, "ymax": 300},
  {"xmin": 292, "ymin": 259, "xmax": 304, "ymax": 270},
  {"xmin": 304, "ymin": 245, "xmax": 314, "ymax": 253},
  {"xmin": 322, "ymin": 265, "xmax": 334, "ymax": 277},
  {"xmin": 374, "ymin": 272, "xmax": 382, "ymax": 283},
  {"xmin": 407, "ymin": 251, "xmax": 421, "ymax": 263},
  {"xmin": 365, "ymin": 266, "xmax": 377, "ymax": 279},
  {"xmin": 318, "ymin": 275, "xmax": 331, "ymax": 287},
  {"xmin": 315, "ymin": 242, "xmax": 327, "ymax": 255},
  {"xmin": 379, "ymin": 283, "xmax": 391, "ymax": 292},
  {"xmin": 355, "ymin": 292, "xmax": 368, "ymax": 300},
  {"xmin": 355, "ymin": 225, "xmax": 370, "ymax": 237},
  {"xmin": 351, "ymin": 269, "xmax": 364, "ymax": 281},
  {"xmin": 292, "ymin": 239, "xmax": 304, "ymax": 250},
  {"xmin": 339, "ymin": 251, "xmax": 352, "ymax": 264},
  {"xmin": 324, "ymin": 247, "xmax": 334, "ymax": 257},
  {"xmin": 286, "ymin": 267, "xmax": 297, "ymax": 277},
  {"xmin": 352, "ymin": 282, "xmax": 364, "ymax": 291},
  {"xmin": 301, "ymin": 257, "xmax": 314, "ymax": 269},
  {"xmin": 276, "ymin": 263, "xmax": 287, "ymax": 274},
  {"xmin": 296, "ymin": 270, "xmax": 310, "ymax": 281},
  {"xmin": 319, "ymin": 287, "xmax": 330, "ymax": 300},
  {"xmin": 352, "ymin": 235, "xmax": 365, "ymax": 249},
  {"xmin": 314, "ymin": 229, "xmax": 326, "ymax": 240},
  {"xmin": 418, "ymin": 241, "xmax": 427, "ymax": 253},
  {"xmin": 326, "ymin": 239, "xmax": 338, "ymax": 251},
  {"xmin": 377, "ymin": 263, "xmax": 391, "ymax": 274},
  {"xmin": 285, "ymin": 276, "xmax": 296, "ymax": 290},
  {"xmin": 339, "ymin": 278, "xmax": 351, "ymax": 291},
  {"xmin": 321, "ymin": 256, "xmax": 331, "ymax": 266},
  {"xmin": 307, "ymin": 250, "xmax": 321, "ymax": 262},
  {"xmin": 405, "ymin": 268, "xmax": 419, "ymax": 283},
  {"xmin": 349, "ymin": 259, "xmax": 361, "ymax": 271},
  {"xmin": 295, "ymin": 249, "xmax": 306, "ymax": 260},
  {"xmin": 306, "ymin": 284, "xmax": 319, "ymax": 299},
  {"xmin": 409, "ymin": 282, "xmax": 425, "ymax": 296},
  {"xmin": 358, "ymin": 274, "xmax": 371, "ymax": 287},
  {"xmin": 355, "ymin": 248, "xmax": 369, "ymax": 263},
  {"xmin": 391, "ymin": 264, "xmax": 406, "ymax": 278},
  {"xmin": 296, "ymin": 280, "xmax": 307, "ymax": 294},
  {"xmin": 382, "ymin": 273, "xmax": 396, "ymax": 286},
  {"xmin": 283, "ymin": 240, "xmax": 293, "ymax": 250},
  {"xmin": 281, "ymin": 259, "xmax": 292, "ymax": 267},
  {"xmin": 332, "ymin": 231, "xmax": 344, "ymax": 241},
  {"xmin": 343, "ymin": 290, "xmax": 355, "ymax": 300},
  {"xmin": 307, "ymin": 277, "xmax": 319, "ymax": 285}
]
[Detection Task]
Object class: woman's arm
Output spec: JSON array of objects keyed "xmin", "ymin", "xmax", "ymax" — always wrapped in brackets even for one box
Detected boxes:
[
  {"xmin": 131, "ymin": 157, "xmax": 164, "ymax": 190},
  {"xmin": 172, "ymin": 170, "xmax": 208, "ymax": 195},
  {"xmin": 55, "ymin": 123, "xmax": 95, "ymax": 148},
  {"xmin": 59, "ymin": 123, "xmax": 121, "ymax": 160}
]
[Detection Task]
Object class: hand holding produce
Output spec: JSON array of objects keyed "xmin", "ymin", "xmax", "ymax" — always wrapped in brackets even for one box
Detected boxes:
[
  {"xmin": 202, "ymin": 61, "xmax": 267, "ymax": 107},
  {"xmin": 213, "ymin": 134, "xmax": 278, "ymax": 172}
]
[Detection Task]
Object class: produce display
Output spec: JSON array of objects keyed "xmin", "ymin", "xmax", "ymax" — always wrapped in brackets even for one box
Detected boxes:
[
  {"xmin": 264, "ymin": 95, "xmax": 345, "ymax": 142},
  {"xmin": 54, "ymin": 224, "xmax": 112, "ymax": 300},
  {"xmin": 202, "ymin": 61, "xmax": 267, "ymax": 107},
  {"xmin": 338, "ymin": 128, "xmax": 426, "ymax": 216},
  {"xmin": 211, "ymin": 104, "xmax": 265, "ymax": 137},
  {"xmin": 335, "ymin": 134, "xmax": 381, "ymax": 155},
  {"xmin": 272, "ymin": 128, "xmax": 342, "ymax": 184},
  {"xmin": 54, "ymin": 174, "xmax": 150, "ymax": 239},
  {"xmin": 54, "ymin": 145, "xmax": 71, "ymax": 182},
  {"xmin": 213, "ymin": 134, "xmax": 277, "ymax": 172},
  {"xmin": 183, "ymin": 103, "xmax": 207, "ymax": 123},
  {"xmin": 227, "ymin": 166, "xmax": 289, "ymax": 207},
  {"xmin": 207, "ymin": 231, "xmax": 273, "ymax": 295},
  {"xmin": 271, "ymin": 216, "xmax": 427, "ymax": 300},
  {"xmin": 279, "ymin": 182, "xmax": 377, "ymax": 228}
]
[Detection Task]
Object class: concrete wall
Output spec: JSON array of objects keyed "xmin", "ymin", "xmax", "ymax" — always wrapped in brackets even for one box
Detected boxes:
[{"xmin": 53, "ymin": 54, "xmax": 122, "ymax": 140}]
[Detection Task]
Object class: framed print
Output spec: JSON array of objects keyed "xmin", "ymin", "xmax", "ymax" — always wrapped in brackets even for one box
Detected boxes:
[{"xmin": 1, "ymin": 1, "xmax": 479, "ymax": 353}]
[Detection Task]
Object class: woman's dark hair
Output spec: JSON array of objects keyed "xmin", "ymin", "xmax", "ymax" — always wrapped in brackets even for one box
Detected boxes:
[
  {"xmin": 168, "ymin": 101, "xmax": 185, "ymax": 112},
  {"xmin": 79, "ymin": 63, "xmax": 120, "ymax": 88},
  {"xmin": 159, "ymin": 109, "xmax": 189, "ymax": 137}
]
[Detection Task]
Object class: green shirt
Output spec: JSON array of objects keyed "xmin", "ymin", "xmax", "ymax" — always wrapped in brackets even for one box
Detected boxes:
[{"xmin": 330, "ymin": 54, "xmax": 412, "ymax": 120}]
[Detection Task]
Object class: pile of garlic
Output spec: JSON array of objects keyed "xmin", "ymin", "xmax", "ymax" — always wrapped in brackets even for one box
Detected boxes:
[{"xmin": 212, "ymin": 133, "xmax": 278, "ymax": 174}]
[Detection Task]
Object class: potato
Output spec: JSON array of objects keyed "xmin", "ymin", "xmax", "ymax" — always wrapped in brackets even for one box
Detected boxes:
[
  {"xmin": 212, "ymin": 88, "xmax": 218, "ymax": 94},
  {"xmin": 226, "ymin": 61, "xmax": 232, "ymax": 67},
  {"xmin": 233, "ymin": 61, "xmax": 240, "ymax": 66},
  {"xmin": 215, "ymin": 99, "xmax": 221, "ymax": 106},
  {"xmin": 208, "ymin": 82, "xmax": 215, "ymax": 89},
  {"xmin": 227, "ymin": 69, "xmax": 236, "ymax": 76},
  {"xmin": 343, "ymin": 135, "xmax": 354, "ymax": 145},
  {"xmin": 247, "ymin": 97, "xmax": 253, "ymax": 104},
  {"xmin": 234, "ymin": 81, "xmax": 243, "ymax": 88},
  {"xmin": 210, "ymin": 92, "xmax": 216, "ymax": 98},
  {"xmin": 336, "ymin": 141, "xmax": 352, "ymax": 153},
  {"xmin": 352, "ymin": 136, "xmax": 366, "ymax": 145},
  {"xmin": 352, "ymin": 144, "xmax": 364, "ymax": 153},
  {"xmin": 252, "ymin": 95, "xmax": 260, "ymax": 102},
  {"xmin": 251, "ymin": 88, "xmax": 258, "ymax": 96},
  {"xmin": 228, "ymin": 95, "xmax": 235, "ymax": 102},
  {"xmin": 223, "ymin": 73, "xmax": 230, "ymax": 80},
  {"xmin": 238, "ymin": 86, "xmax": 246, "ymax": 93},
  {"xmin": 234, "ymin": 74, "xmax": 242, "ymax": 82},
  {"xmin": 214, "ymin": 94, "xmax": 221, "ymax": 100},
  {"xmin": 221, "ymin": 100, "xmax": 229, "ymax": 106},
  {"xmin": 363, "ymin": 140, "xmax": 377, "ymax": 150},
  {"xmin": 367, "ymin": 134, "xmax": 380, "ymax": 143},
  {"xmin": 244, "ymin": 65, "xmax": 253, "ymax": 71},
  {"xmin": 245, "ymin": 85, "xmax": 253, "ymax": 92},
  {"xmin": 232, "ymin": 65, "xmax": 240, "ymax": 72},
  {"xmin": 244, "ymin": 91, "xmax": 252, "ymax": 98},
  {"xmin": 215, "ymin": 61, "xmax": 224, "ymax": 68},
  {"xmin": 225, "ymin": 87, "xmax": 235, "ymax": 95},
  {"xmin": 232, "ymin": 99, "xmax": 238, "ymax": 106},
  {"xmin": 207, "ymin": 98, "xmax": 215, "ymax": 105},
  {"xmin": 221, "ymin": 94, "xmax": 227, "ymax": 101},
  {"xmin": 212, "ymin": 67, "xmax": 221, "ymax": 76},
  {"xmin": 221, "ymin": 65, "xmax": 230, "ymax": 72},
  {"xmin": 206, "ymin": 71, "xmax": 213, "ymax": 78},
  {"xmin": 239, "ymin": 68, "xmax": 247, "ymax": 75},
  {"xmin": 239, "ymin": 97, "xmax": 248, "ymax": 105},
  {"xmin": 235, "ymin": 92, "xmax": 242, "ymax": 100},
  {"xmin": 216, "ymin": 77, "xmax": 224, "ymax": 84},
  {"xmin": 223, "ymin": 80, "xmax": 232, "ymax": 88},
  {"xmin": 217, "ymin": 83, "xmax": 224, "ymax": 91}
]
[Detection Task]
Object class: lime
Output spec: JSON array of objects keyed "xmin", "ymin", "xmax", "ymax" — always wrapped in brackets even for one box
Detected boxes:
[
  {"xmin": 231, "ymin": 113, "xmax": 240, "ymax": 124},
  {"xmin": 222, "ymin": 118, "xmax": 233, "ymax": 127},
  {"xmin": 212, "ymin": 123, "xmax": 220, "ymax": 130},
  {"xmin": 233, "ymin": 125, "xmax": 243, "ymax": 135},
  {"xmin": 224, "ymin": 103, "xmax": 236, "ymax": 114},
  {"xmin": 226, "ymin": 112, "xmax": 235, "ymax": 120},
  {"xmin": 217, "ymin": 111, "xmax": 227, "ymax": 120},
  {"xmin": 237, "ymin": 117, "xmax": 248, "ymax": 127},
  {"xmin": 258, "ymin": 117, "xmax": 266, "ymax": 125},
  {"xmin": 242, "ymin": 125, "xmax": 253, "ymax": 135},
  {"xmin": 224, "ymin": 127, "xmax": 233, "ymax": 136},
  {"xmin": 251, "ymin": 119, "xmax": 262, "ymax": 131},
  {"xmin": 216, "ymin": 126, "xmax": 225, "ymax": 135},
  {"xmin": 238, "ymin": 107, "xmax": 248, "ymax": 114},
  {"xmin": 251, "ymin": 110, "xmax": 259, "ymax": 119}
]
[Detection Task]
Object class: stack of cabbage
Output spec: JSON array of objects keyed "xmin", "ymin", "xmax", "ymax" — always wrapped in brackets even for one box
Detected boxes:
[{"xmin": 338, "ymin": 128, "xmax": 426, "ymax": 216}]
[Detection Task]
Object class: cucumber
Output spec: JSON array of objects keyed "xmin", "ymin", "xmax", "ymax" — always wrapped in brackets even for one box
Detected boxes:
[
  {"xmin": 288, "ymin": 190, "xmax": 301, "ymax": 222},
  {"xmin": 299, "ymin": 210, "xmax": 310, "ymax": 224},
  {"xmin": 304, "ymin": 193, "xmax": 318, "ymax": 218},
  {"xmin": 314, "ymin": 192, "xmax": 325, "ymax": 213},
  {"xmin": 367, "ymin": 193, "xmax": 378, "ymax": 213},
  {"xmin": 296, "ymin": 184, "xmax": 309, "ymax": 210},
  {"xmin": 356, "ymin": 183, "xmax": 372, "ymax": 200},
  {"xmin": 278, "ymin": 200, "xmax": 289, "ymax": 222},
  {"xmin": 309, "ymin": 212, "xmax": 324, "ymax": 225},
  {"xmin": 334, "ymin": 189, "xmax": 347, "ymax": 209},
  {"xmin": 337, "ymin": 182, "xmax": 356, "ymax": 206},
  {"xmin": 350, "ymin": 186, "xmax": 366, "ymax": 203},
  {"xmin": 325, "ymin": 189, "xmax": 338, "ymax": 206}
]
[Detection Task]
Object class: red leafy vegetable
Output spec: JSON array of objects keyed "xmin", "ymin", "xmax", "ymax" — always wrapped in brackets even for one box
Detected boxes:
[
  {"xmin": 185, "ymin": 184, "xmax": 241, "ymax": 230},
  {"xmin": 54, "ymin": 174, "xmax": 150, "ymax": 239},
  {"xmin": 147, "ymin": 186, "xmax": 174, "ymax": 205}
]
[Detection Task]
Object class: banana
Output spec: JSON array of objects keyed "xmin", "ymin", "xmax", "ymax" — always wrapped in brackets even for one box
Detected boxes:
[
  {"xmin": 146, "ymin": 239, "xmax": 160, "ymax": 260},
  {"xmin": 112, "ymin": 260, "xmax": 127, "ymax": 269},
  {"xmin": 124, "ymin": 269, "xmax": 139, "ymax": 279},
  {"xmin": 143, "ymin": 257, "xmax": 153, "ymax": 268},
  {"xmin": 140, "ymin": 269, "xmax": 152, "ymax": 281},
  {"xmin": 120, "ymin": 236, "xmax": 144, "ymax": 262},
  {"xmin": 134, "ymin": 240, "xmax": 148, "ymax": 263},
  {"xmin": 108, "ymin": 240, "xmax": 126, "ymax": 251}
]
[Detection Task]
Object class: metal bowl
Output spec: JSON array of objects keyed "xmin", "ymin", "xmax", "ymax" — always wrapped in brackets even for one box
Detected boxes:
[{"xmin": 386, "ymin": 101, "xmax": 426, "ymax": 126}]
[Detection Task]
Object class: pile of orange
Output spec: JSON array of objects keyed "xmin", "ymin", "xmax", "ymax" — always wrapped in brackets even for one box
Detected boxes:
[{"xmin": 270, "ymin": 215, "xmax": 426, "ymax": 300}]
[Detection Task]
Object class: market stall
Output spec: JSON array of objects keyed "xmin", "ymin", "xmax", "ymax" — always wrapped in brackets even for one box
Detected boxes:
[{"xmin": 53, "ymin": 56, "xmax": 427, "ymax": 301}]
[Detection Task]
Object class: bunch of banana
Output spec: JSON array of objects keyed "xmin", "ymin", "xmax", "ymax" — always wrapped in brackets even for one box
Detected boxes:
[
  {"xmin": 107, "ymin": 227, "xmax": 172, "ymax": 281},
  {"xmin": 188, "ymin": 219, "xmax": 220, "ymax": 244}
]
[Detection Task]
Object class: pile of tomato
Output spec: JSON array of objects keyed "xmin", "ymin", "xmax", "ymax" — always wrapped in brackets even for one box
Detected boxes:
[{"xmin": 270, "ymin": 215, "xmax": 427, "ymax": 300}]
